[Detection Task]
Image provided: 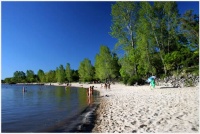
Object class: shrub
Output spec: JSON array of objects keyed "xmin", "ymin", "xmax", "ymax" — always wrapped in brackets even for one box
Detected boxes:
[{"xmin": 124, "ymin": 75, "xmax": 146, "ymax": 86}]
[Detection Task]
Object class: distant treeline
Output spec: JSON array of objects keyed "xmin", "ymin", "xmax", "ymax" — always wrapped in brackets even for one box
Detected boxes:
[{"xmin": 2, "ymin": 2, "xmax": 199, "ymax": 85}]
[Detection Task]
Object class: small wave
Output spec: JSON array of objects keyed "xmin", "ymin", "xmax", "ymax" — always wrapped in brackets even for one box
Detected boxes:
[{"xmin": 73, "ymin": 103, "xmax": 99, "ymax": 132}]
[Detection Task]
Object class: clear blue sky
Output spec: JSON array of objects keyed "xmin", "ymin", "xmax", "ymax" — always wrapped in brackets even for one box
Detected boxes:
[{"xmin": 1, "ymin": 1, "xmax": 199, "ymax": 79}]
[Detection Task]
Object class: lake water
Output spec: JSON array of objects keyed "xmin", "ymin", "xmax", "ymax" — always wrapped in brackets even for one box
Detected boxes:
[{"xmin": 1, "ymin": 84, "xmax": 99, "ymax": 132}]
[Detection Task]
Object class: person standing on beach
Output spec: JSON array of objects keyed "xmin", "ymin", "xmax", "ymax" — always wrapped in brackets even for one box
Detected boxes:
[
  {"xmin": 147, "ymin": 76, "xmax": 156, "ymax": 89},
  {"xmin": 104, "ymin": 83, "xmax": 107, "ymax": 90},
  {"xmin": 107, "ymin": 83, "xmax": 110, "ymax": 89},
  {"xmin": 87, "ymin": 86, "xmax": 92, "ymax": 97},
  {"xmin": 150, "ymin": 79, "xmax": 155, "ymax": 89}
]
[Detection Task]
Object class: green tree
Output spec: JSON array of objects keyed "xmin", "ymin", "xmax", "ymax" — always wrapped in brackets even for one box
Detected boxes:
[
  {"xmin": 65, "ymin": 63, "xmax": 72, "ymax": 82},
  {"xmin": 46, "ymin": 70, "xmax": 56, "ymax": 82},
  {"xmin": 180, "ymin": 10, "xmax": 199, "ymax": 50},
  {"xmin": 4, "ymin": 77, "xmax": 14, "ymax": 84},
  {"xmin": 135, "ymin": 2, "xmax": 180, "ymax": 75},
  {"xmin": 110, "ymin": 2, "xmax": 140, "ymax": 78},
  {"xmin": 152, "ymin": 2, "xmax": 179, "ymax": 75},
  {"xmin": 56, "ymin": 65, "xmax": 65, "ymax": 83},
  {"xmin": 78, "ymin": 58, "xmax": 94, "ymax": 82},
  {"xmin": 72, "ymin": 70, "xmax": 79, "ymax": 82},
  {"xmin": 13, "ymin": 71, "xmax": 26, "ymax": 83},
  {"xmin": 136, "ymin": 2, "xmax": 156, "ymax": 76},
  {"xmin": 163, "ymin": 2, "xmax": 180, "ymax": 53},
  {"xmin": 95, "ymin": 45, "xmax": 119, "ymax": 82},
  {"xmin": 37, "ymin": 69, "xmax": 45, "ymax": 83},
  {"xmin": 164, "ymin": 51, "xmax": 183, "ymax": 72},
  {"xmin": 111, "ymin": 53, "xmax": 121, "ymax": 79},
  {"xmin": 118, "ymin": 49, "xmax": 141, "ymax": 84},
  {"xmin": 26, "ymin": 70, "xmax": 35, "ymax": 83},
  {"xmin": 55, "ymin": 67, "xmax": 59, "ymax": 82},
  {"xmin": 110, "ymin": 2, "xmax": 139, "ymax": 49}
]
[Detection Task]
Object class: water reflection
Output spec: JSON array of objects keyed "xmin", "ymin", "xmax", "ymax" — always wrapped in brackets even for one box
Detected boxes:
[
  {"xmin": 77, "ymin": 88, "xmax": 87, "ymax": 108},
  {"xmin": 87, "ymin": 96, "xmax": 94, "ymax": 106}
]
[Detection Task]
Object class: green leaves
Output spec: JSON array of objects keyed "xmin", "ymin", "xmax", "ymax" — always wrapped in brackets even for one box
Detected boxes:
[
  {"xmin": 95, "ymin": 45, "xmax": 120, "ymax": 81},
  {"xmin": 46, "ymin": 70, "xmax": 56, "ymax": 83},
  {"xmin": 56, "ymin": 65, "xmax": 65, "ymax": 83},
  {"xmin": 37, "ymin": 69, "xmax": 45, "ymax": 83},
  {"xmin": 13, "ymin": 71, "xmax": 26, "ymax": 83},
  {"xmin": 26, "ymin": 70, "xmax": 35, "ymax": 83},
  {"xmin": 78, "ymin": 58, "xmax": 94, "ymax": 82},
  {"xmin": 65, "ymin": 63, "xmax": 72, "ymax": 82},
  {"xmin": 180, "ymin": 10, "xmax": 199, "ymax": 50},
  {"xmin": 164, "ymin": 51, "xmax": 183, "ymax": 71},
  {"xmin": 110, "ymin": 2, "xmax": 139, "ymax": 49}
]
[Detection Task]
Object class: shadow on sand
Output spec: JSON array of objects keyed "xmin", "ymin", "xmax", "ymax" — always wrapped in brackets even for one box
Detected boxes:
[{"xmin": 159, "ymin": 86, "xmax": 179, "ymax": 89}]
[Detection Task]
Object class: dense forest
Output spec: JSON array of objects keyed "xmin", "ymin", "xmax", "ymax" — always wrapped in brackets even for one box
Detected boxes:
[{"xmin": 2, "ymin": 2, "xmax": 199, "ymax": 85}]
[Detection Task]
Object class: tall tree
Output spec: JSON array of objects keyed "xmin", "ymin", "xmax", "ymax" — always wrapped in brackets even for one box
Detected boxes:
[
  {"xmin": 180, "ymin": 10, "xmax": 199, "ymax": 50},
  {"xmin": 46, "ymin": 70, "xmax": 56, "ymax": 82},
  {"xmin": 78, "ymin": 58, "xmax": 94, "ymax": 82},
  {"xmin": 163, "ymin": 2, "xmax": 180, "ymax": 53},
  {"xmin": 110, "ymin": 2, "xmax": 140, "ymax": 78},
  {"xmin": 110, "ymin": 2, "xmax": 139, "ymax": 49},
  {"xmin": 26, "ymin": 70, "xmax": 35, "ymax": 83},
  {"xmin": 65, "ymin": 63, "xmax": 72, "ymax": 83},
  {"xmin": 111, "ymin": 53, "xmax": 121, "ymax": 79},
  {"xmin": 37, "ymin": 69, "xmax": 45, "ymax": 83},
  {"xmin": 138, "ymin": 2, "xmax": 179, "ymax": 74},
  {"xmin": 153, "ymin": 2, "xmax": 179, "ymax": 74},
  {"xmin": 136, "ymin": 2, "xmax": 159, "ymax": 76},
  {"xmin": 56, "ymin": 65, "xmax": 65, "ymax": 83},
  {"xmin": 95, "ymin": 45, "xmax": 119, "ymax": 81},
  {"xmin": 4, "ymin": 78, "xmax": 14, "ymax": 84},
  {"xmin": 72, "ymin": 70, "xmax": 79, "ymax": 82},
  {"xmin": 13, "ymin": 71, "xmax": 26, "ymax": 83}
]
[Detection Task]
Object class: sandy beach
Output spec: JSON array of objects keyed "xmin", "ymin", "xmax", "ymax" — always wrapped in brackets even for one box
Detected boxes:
[{"xmin": 47, "ymin": 82, "xmax": 199, "ymax": 133}]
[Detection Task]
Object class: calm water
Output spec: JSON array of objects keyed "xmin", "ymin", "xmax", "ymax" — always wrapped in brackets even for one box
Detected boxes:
[{"xmin": 1, "ymin": 84, "xmax": 98, "ymax": 132}]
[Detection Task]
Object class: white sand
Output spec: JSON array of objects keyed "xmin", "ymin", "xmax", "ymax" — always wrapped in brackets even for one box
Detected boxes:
[{"xmin": 46, "ymin": 82, "xmax": 199, "ymax": 133}]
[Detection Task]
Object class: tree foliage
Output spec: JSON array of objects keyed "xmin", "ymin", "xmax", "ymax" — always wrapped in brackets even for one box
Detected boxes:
[
  {"xmin": 46, "ymin": 70, "xmax": 56, "ymax": 83},
  {"xmin": 56, "ymin": 65, "xmax": 65, "ymax": 83},
  {"xmin": 13, "ymin": 71, "xmax": 26, "ymax": 83},
  {"xmin": 110, "ymin": 2, "xmax": 140, "ymax": 82},
  {"xmin": 26, "ymin": 70, "xmax": 36, "ymax": 83},
  {"xmin": 95, "ymin": 45, "xmax": 120, "ymax": 81},
  {"xmin": 65, "ymin": 63, "xmax": 72, "ymax": 82},
  {"xmin": 180, "ymin": 10, "xmax": 199, "ymax": 50},
  {"xmin": 78, "ymin": 58, "xmax": 94, "ymax": 82},
  {"xmin": 71, "ymin": 70, "xmax": 79, "ymax": 82},
  {"xmin": 37, "ymin": 69, "xmax": 46, "ymax": 83},
  {"xmin": 109, "ymin": 1, "xmax": 198, "ymax": 84}
]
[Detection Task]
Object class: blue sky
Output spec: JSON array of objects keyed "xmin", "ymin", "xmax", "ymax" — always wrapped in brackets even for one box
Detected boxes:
[{"xmin": 1, "ymin": 1, "xmax": 199, "ymax": 79}]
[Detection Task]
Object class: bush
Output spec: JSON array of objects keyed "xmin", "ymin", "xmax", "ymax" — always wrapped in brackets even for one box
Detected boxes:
[
  {"xmin": 123, "ymin": 77, "xmax": 129, "ymax": 85},
  {"xmin": 127, "ymin": 76, "xmax": 140, "ymax": 86},
  {"xmin": 127, "ymin": 77, "xmax": 135, "ymax": 85}
]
